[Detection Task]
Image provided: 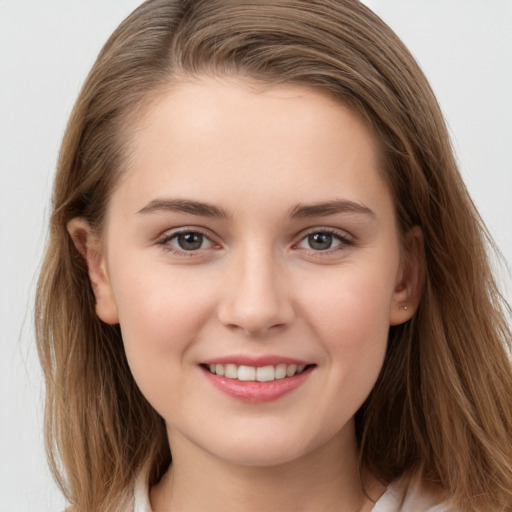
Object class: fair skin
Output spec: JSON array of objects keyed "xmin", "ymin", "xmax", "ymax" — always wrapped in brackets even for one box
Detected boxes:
[{"xmin": 69, "ymin": 77, "xmax": 422, "ymax": 512}]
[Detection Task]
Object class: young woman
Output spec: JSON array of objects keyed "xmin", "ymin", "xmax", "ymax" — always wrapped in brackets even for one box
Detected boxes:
[{"xmin": 35, "ymin": 1, "xmax": 512, "ymax": 511}]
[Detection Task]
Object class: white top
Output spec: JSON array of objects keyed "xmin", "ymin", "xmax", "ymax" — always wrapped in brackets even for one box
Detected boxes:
[{"xmin": 132, "ymin": 474, "xmax": 453, "ymax": 512}]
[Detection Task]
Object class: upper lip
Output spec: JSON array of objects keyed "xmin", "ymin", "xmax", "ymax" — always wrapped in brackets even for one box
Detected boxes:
[{"xmin": 201, "ymin": 355, "xmax": 313, "ymax": 367}]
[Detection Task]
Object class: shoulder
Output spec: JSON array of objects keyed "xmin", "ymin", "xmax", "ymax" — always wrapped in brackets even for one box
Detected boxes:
[{"xmin": 372, "ymin": 474, "xmax": 457, "ymax": 512}]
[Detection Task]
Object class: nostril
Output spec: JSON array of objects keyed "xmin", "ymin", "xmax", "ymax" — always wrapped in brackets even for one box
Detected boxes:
[
  {"xmin": 216, "ymin": 262, "xmax": 295, "ymax": 334},
  {"xmin": 218, "ymin": 303, "xmax": 294, "ymax": 335}
]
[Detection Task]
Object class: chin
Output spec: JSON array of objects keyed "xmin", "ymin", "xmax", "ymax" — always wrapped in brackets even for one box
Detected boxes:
[
  {"xmin": 210, "ymin": 441, "xmax": 310, "ymax": 468},
  {"xmin": 191, "ymin": 421, "xmax": 346, "ymax": 469}
]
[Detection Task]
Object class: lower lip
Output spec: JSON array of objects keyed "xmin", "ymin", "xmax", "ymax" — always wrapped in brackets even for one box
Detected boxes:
[{"xmin": 201, "ymin": 366, "xmax": 313, "ymax": 403}]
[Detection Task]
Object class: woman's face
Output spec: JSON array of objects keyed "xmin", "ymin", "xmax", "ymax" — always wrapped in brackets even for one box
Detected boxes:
[{"xmin": 81, "ymin": 77, "xmax": 418, "ymax": 467}]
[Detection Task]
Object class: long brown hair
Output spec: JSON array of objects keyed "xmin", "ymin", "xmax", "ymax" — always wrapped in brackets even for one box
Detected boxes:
[{"xmin": 35, "ymin": 1, "xmax": 512, "ymax": 510}]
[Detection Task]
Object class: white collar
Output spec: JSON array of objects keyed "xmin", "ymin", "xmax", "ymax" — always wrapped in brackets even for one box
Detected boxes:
[{"xmin": 133, "ymin": 473, "xmax": 448, "ymax": 512}]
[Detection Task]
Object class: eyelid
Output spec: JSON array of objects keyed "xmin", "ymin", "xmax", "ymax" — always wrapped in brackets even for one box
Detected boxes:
[
  {"xmin": 154, "ymin": 225, "xmax": 355, "ymax": 257},
  {"xmin": 156, "ymin": 226, "xmax": 221, "ymax": 255},
  {"xmin": 293, "ymin": 227, "xmax": 355, "ymax": 254}
]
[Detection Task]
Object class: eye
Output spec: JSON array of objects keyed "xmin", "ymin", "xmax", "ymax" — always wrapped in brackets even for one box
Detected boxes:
[
  {"xmin": 174, "ymin": 232, "xmax": 210, "ymax": 251},
  {"xmin": 159, "ymin": 230, "xmax": 215, "ymax": 253},
  {"xmin": 295, "ymin": 229, "xmax": 352, "ymax": 252}
]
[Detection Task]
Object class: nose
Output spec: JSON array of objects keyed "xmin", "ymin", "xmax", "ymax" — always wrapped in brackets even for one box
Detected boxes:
[{"xmin": 217, "ymin": 249, "xmax": 295, "ymax": 336}]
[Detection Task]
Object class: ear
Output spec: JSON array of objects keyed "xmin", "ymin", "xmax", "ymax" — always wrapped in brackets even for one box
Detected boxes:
[
  {"xmin": 389, "ymin": 226, "xmax": 424, "ymax": 326},
  {"xmin": 67, "ymin": 218, "xmax": 119, "ymax": 325}
]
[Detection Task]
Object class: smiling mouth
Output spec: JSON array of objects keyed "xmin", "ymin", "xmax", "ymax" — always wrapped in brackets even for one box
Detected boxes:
[{"xmin": 202, "ymin": 363, "xmax": 313, "ymax": 382}]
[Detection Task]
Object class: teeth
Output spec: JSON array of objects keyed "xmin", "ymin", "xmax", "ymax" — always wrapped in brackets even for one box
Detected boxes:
[
  {"xmin": 225, "ymin": 364, "xmax": 237, "ymax": 379},
  {"xmin": 286, "ymin": 364, "xmax": 297, "ymax": 377},
  {"xmin": 206, "ymin": 363, "xmax": 309, "ymax": 381},
  {"xmin": 275, "ymin": 364, "xmax": 287, "ymax": 379},
  {"xmin": 238, "ymin": 365, "xmax": 256, "ymax": 381},
  {"xmin": 256, "ymin": 365, "xmax": 274, "ymax": 382}
]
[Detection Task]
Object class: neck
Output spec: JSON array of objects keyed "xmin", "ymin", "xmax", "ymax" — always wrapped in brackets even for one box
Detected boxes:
[{"xmin": 150, "ymin": 426, "xmax": 384, "ymax": 512}]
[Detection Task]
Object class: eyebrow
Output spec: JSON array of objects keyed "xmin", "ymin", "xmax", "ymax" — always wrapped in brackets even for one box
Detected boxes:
[
  {"xmin": 137, "ymin": 198, "xmax": 231, "ymax": 218},
  {"xmin": 136, "ymin": 197, "xmax": 374, "ymax": 220},
  {"xmin": 288, "ymin": 200, "xmax": 375, "ymax": 219}
]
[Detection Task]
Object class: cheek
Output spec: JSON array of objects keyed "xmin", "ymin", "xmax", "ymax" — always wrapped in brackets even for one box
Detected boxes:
[
  {"xmin": 301, "ymin": 261, "xmax": 395, "ymax": 336},
  {"xmin": 109, "ymin": 263, "xmax": 217, "ymax": 388},
  {"xmin": 109, "ymin": 268, "xmax": 222, "ymax": 422},
  {"xmin": 298, "ymin": 264, "xmax": 395, "ymax": 383},
  {"xmin": 112, "ymin": 257, "xmax": 212, "ymax": 337}
]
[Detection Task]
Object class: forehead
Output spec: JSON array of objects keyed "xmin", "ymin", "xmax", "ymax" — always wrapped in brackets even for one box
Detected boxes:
[{"xmin": 111, "ymin": 76, "xmax": 390, "ymax": 218}]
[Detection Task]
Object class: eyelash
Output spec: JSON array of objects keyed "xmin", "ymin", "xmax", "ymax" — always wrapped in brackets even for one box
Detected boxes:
[
  {"xmin": 156, "ymin": 228, "xmax": 217, "ymax": 256},
  {"xmin": 294, "ymin": 228, "xmax": 355, "ymax": 256},
  {"xmin": 156, "ymin": 227, "xmax": 354, "ymax": 256}
]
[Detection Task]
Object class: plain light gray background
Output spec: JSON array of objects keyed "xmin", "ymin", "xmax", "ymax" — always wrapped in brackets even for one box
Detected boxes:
[{"xmin": 1, "ymin": 1, "xmax": 511, "ymax": 510}]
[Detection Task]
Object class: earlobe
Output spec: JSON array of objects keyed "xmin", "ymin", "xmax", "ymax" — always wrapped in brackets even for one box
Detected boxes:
[
  {"xmin": 389, "ymin": 226, "xmax": 425, "ymax": 326},
  {"xmin": 67, "ymin": 218, "xmax": 119, "ymax": 325}
]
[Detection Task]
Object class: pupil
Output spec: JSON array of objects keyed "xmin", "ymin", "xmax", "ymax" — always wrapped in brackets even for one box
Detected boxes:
[
  {"xmin": 309, "ymin": 233, "xmax": 332, "ymax": 250},
  {"xmin": 178, "ymin": 232, "xmax": 203, "ymax": 250}
]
